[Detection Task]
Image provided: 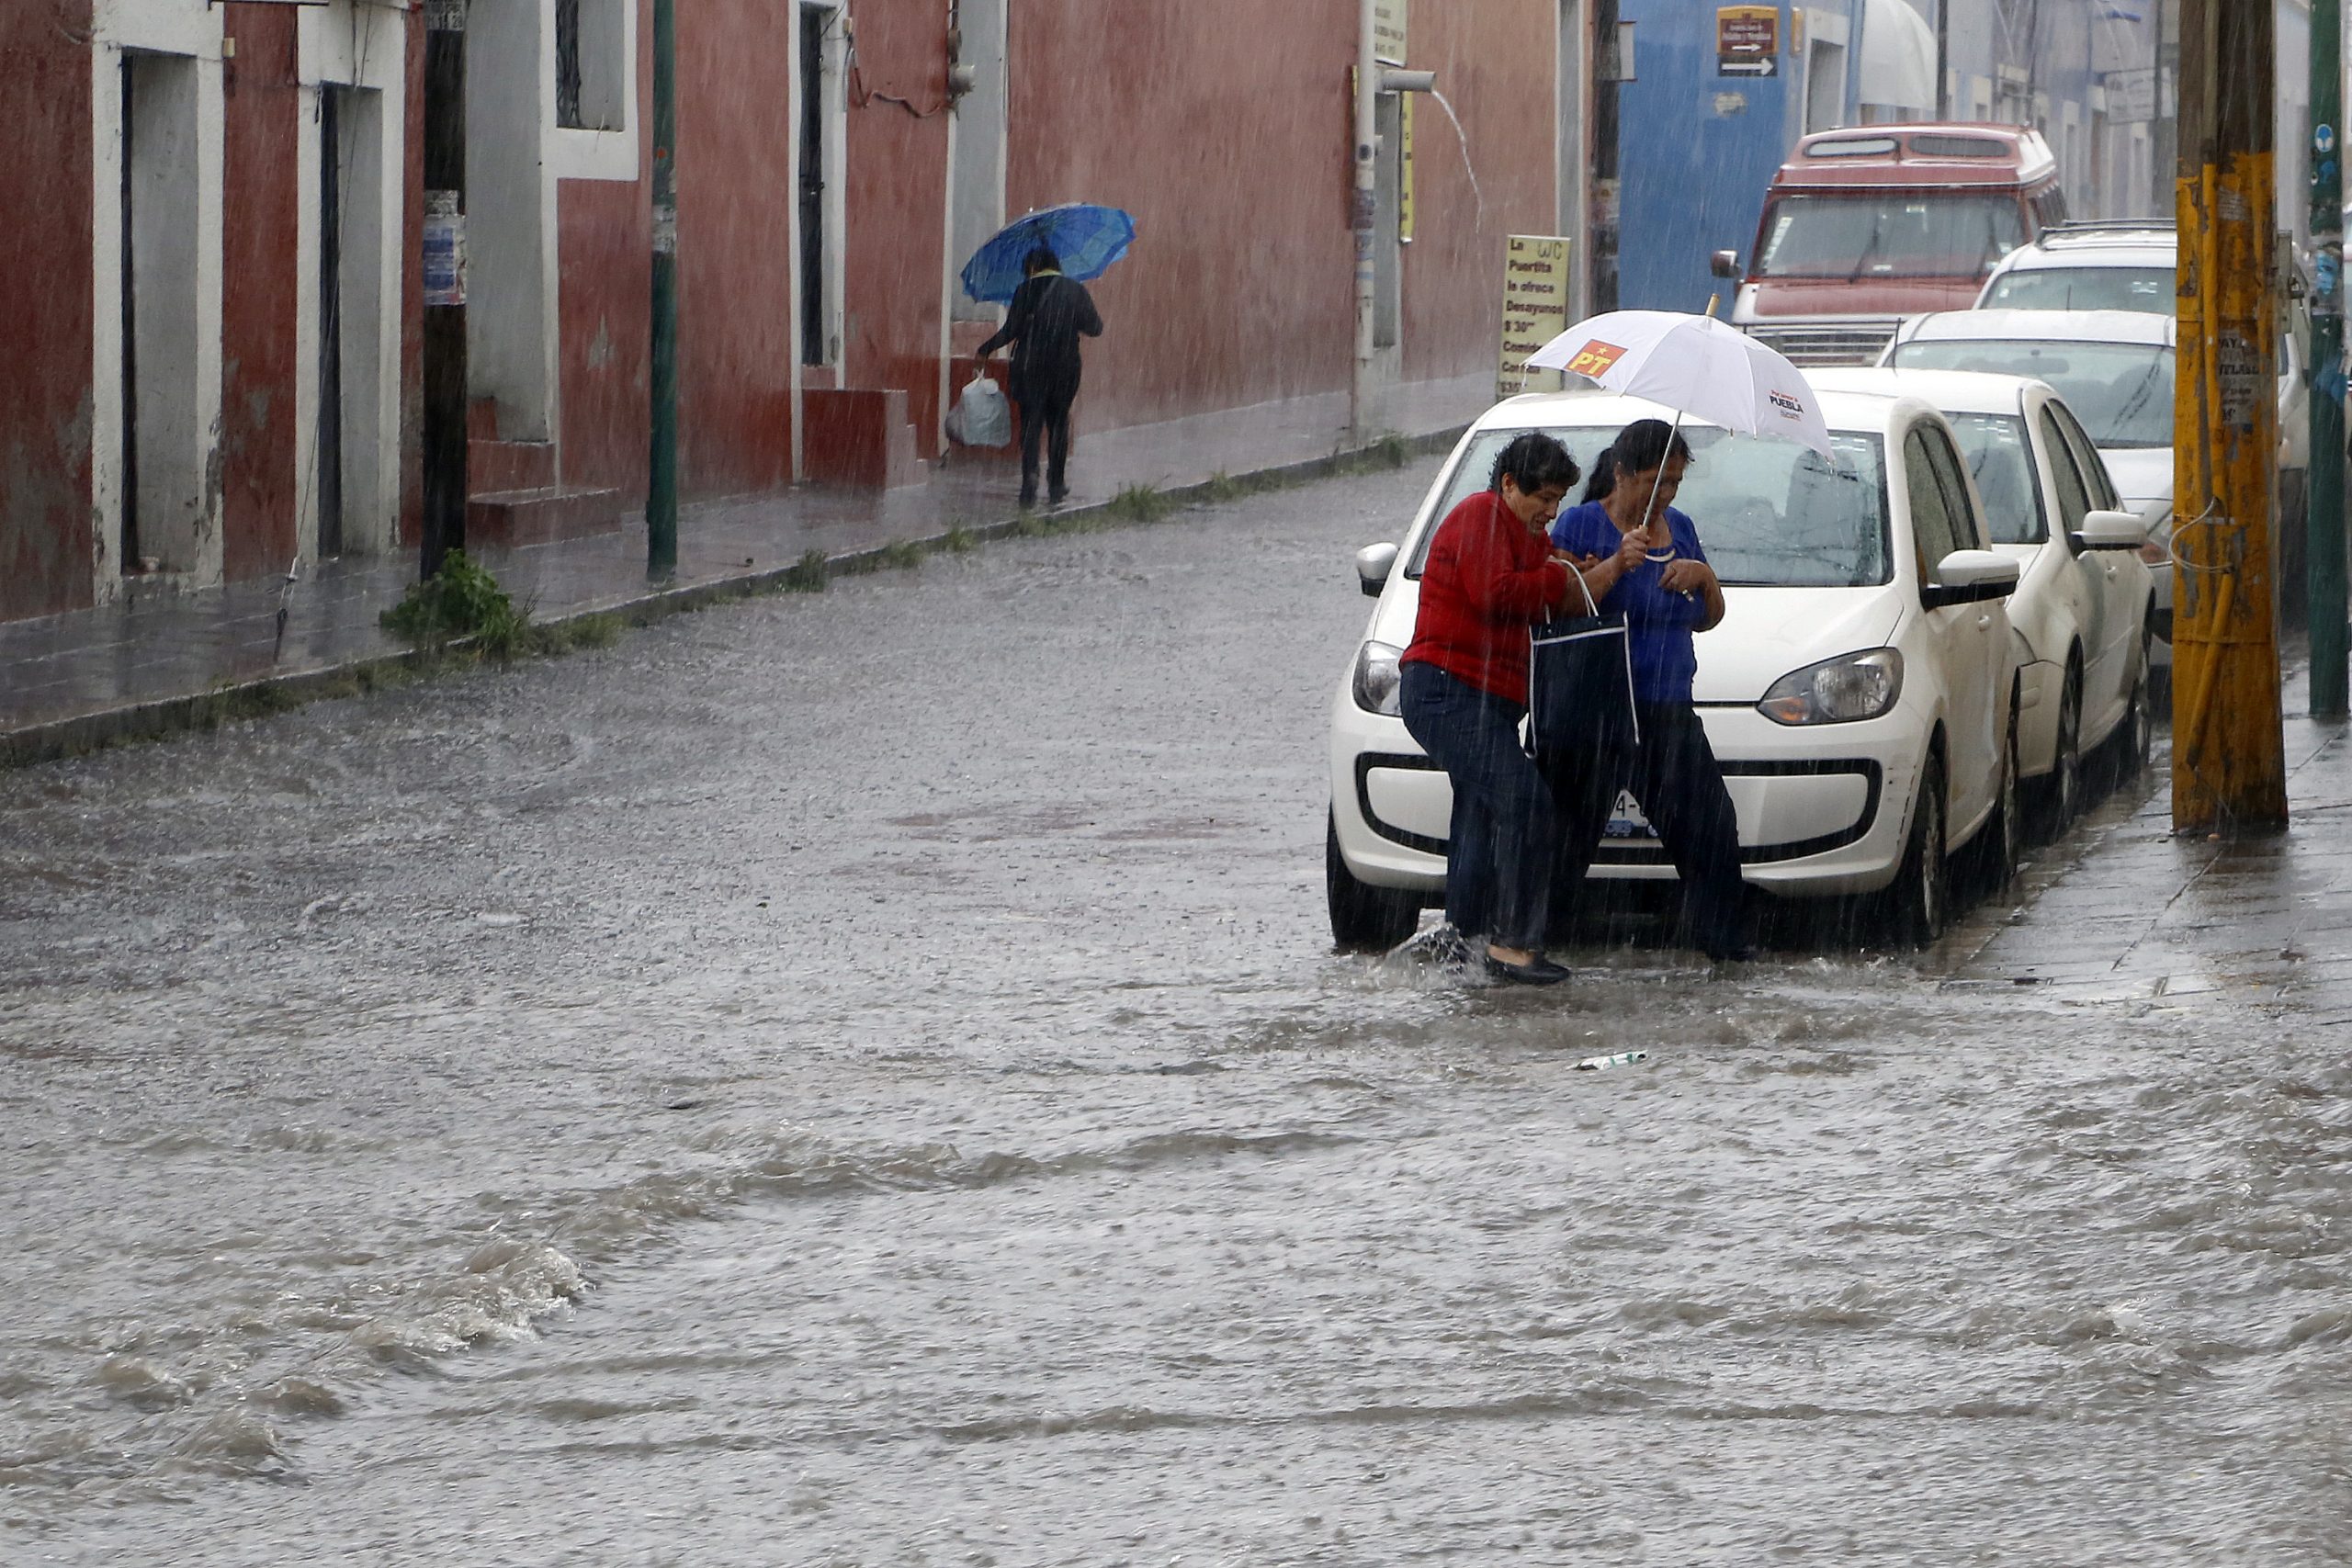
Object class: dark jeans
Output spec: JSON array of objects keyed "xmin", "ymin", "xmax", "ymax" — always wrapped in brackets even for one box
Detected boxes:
[
  {"xmin": 1399, "ymin": 660, "xmax": 1555, "ymax": 952},
  {"xmin": 1541, "ymin": 701, "xmax": 1750, "ymax": 957},
  {"xmin": 1017, "ymin": 382, "xmax": 1076, "ymax": 500}
]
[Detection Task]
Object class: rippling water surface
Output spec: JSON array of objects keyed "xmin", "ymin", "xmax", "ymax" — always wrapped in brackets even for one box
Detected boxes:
[{"xmin": 5, "ymin": 462, "xmax": 2348, "ymax": 1564}]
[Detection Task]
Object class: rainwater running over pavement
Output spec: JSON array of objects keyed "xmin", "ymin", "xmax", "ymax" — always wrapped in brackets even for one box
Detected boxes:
[{"xmin": 4, "ymin": 458, "xmax": 2348, "ymax": 1564}]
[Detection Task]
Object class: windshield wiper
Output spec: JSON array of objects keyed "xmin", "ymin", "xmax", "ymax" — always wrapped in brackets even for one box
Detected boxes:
[{"xmin": 1847, "ymin": 219, "xmax": 1888, "ymax": 283}]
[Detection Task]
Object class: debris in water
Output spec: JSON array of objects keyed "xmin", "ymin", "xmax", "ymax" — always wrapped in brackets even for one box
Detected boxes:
[{"xmin": 1574, "ymin": 1049, "xmax": 1649, "ymax": 1071}]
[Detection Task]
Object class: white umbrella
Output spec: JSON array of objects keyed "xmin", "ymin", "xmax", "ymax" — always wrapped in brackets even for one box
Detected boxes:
[{"xmin": 1525, "ymin": 308, "xmax": 1835, "ymax": 459}]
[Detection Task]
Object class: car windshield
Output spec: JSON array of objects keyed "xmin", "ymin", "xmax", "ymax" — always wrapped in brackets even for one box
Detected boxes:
[
  {"xmin": 1407, "ymin": 425, "xmax": 1891, "ymax": 588},
  {"xmin": 1944, "ymin": 412, "xmax": 2044, "ymax": 544},
  {"xmin": 1982, "ymin": 265, "xmax": 2175, "ymax": 314},
  {"xmin": 1887, "ymin": 338, "xmax": 2173, "ymax": 448},
  {"xmin": 1755, "ymin": 193, "xmax": 2027, "ymax": 279}
]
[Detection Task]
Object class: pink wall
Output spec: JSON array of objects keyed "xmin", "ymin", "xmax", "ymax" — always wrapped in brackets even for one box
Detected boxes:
[
  {"xmin": 842, "ymin": 0, "xmax": 954, "ymax": 444},
  {"xmin": 220, "ymin": 4, "xmax": 302, "ymax": 583},
  {"xmin": 1005, "ymin": 0, "xmax": 1356, "ymax": 431},
  {"xmin": 1, "ymin": 1, "xmax": 96, "ymax": 619}
]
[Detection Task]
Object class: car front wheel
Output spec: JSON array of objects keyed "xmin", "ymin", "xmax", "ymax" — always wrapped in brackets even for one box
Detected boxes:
[
  {"xmin": 1888, "ymin": 751, "xmax": 1950, "ymax": 947},
  {"xmin": 1326, "ymin": 810, "xmax": 1422, "ymax": 952},
  {"xmin": 1962, "ymin": 689, "xmax": 2019, "ymax": 901},
  {"xmin": 2037, "ymin": 659, "xmax": 2083, "ymax": 840}
]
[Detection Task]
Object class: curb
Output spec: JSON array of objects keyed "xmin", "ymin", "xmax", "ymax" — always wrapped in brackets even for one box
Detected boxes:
[{"xmin": 0, "ymin": 424, "xmax": 1471, "ymax": 773}]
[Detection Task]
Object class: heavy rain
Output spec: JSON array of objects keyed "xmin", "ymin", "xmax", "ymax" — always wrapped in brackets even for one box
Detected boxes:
[{"xmin": 6, "ymin": 1, "xmax": 2352, "ymax": 1563}]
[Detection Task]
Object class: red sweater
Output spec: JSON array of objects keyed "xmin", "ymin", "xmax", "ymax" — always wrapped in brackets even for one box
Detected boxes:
[{"xmin": 1402, "ymin": 491, "xmax": 1570, "ymax": 704}]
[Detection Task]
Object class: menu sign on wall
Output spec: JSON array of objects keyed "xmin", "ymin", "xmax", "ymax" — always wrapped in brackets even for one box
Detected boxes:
[{"xmin": 1498, "ymin": 235, "xmax": 1573, "ymax": 400}]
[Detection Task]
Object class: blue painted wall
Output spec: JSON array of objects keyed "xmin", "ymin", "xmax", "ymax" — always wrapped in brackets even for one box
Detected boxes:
[{"xmin": 1614, "ymin": 3, "xmax": 1819, "ymax": 312}]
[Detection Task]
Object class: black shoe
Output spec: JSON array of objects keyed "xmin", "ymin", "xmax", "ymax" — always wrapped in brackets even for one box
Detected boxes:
[
  {"xmin": 1047, "ymin": 485, "xmax": 1069, "ymax": 506},
  {"xmin": 1018, "ymin": 489, "xmax": 1038, "ymax": 511},
  {"xmin": 1484, "ymin": 952, "xmax": 1570, "ymax": 986}
]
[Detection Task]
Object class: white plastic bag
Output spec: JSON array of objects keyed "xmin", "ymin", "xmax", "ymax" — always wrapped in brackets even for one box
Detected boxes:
[{"xmin": 946, "ymin": 372, "xmax": 1012, "ymax": 448}]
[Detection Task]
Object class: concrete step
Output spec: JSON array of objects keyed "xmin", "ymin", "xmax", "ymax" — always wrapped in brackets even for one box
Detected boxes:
[
  {"xmin": 470, "ymin": 438, "xmax": 558, "ymax": 493},
  {"xmin": 468, "ymin": 487, "xmax": 623, "ymax": 548}
]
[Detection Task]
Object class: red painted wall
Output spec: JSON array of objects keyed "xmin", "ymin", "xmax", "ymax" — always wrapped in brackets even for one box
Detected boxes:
[
  {"xmin": 1, "ymin": 1, "xmax": 96, "ymax": 619},
  {"xmin": 1005, "ymin": 0, "xmax": 1356, "ymax": 431},
  {"xmin": 220, "ymin": 5, "xmax": 302, "ymax": 582},
  {"xmin": 842, "ymin": 0, "xmax": 953, "ymax": 443},
  {"xmin": 1398, "ymin": 0, "xmax": 1560, "ymax": 384},
  {"xmin": 557, "ymin": 176, "xmax": 652, "ymax": 501},
  {"xmin": 675, "ymin": 0, "xmax": 797, "ymax": 496}
]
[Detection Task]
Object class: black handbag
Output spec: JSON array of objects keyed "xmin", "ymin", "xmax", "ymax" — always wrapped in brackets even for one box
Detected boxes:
[{"xmin": 1528, "ymin": 567, "xmax": 1639, "ymax": 756}]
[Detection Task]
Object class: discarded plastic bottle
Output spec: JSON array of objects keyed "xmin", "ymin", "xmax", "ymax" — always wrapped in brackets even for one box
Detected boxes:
[{"xmin": 1574, "ymin": 1049, "xmax": 1649, "ymax": 1071}]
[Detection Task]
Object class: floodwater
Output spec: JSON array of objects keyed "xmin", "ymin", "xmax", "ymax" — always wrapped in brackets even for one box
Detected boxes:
[{"xmin": 4, "ymin": 459, "xmax": 2348, "ymax": 1564}]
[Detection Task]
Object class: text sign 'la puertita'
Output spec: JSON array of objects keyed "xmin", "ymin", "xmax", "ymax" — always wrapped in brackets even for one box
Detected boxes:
[{"xmin": 1498, "ymin": 235, "xmax": 1573, "ymax": 400}]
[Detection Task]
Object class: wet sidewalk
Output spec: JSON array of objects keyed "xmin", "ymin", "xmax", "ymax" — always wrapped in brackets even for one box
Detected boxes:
[
  {"xmin": 0, "ymin": 374, "xmax": 1487, "ymax": 768},
  {"xmin": 1951, "ymin": 651, "xmax": 2352, "ymax": 1016}
]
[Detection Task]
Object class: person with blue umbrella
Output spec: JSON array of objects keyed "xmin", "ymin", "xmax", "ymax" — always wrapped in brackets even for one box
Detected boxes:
[
  {"xmin": 967, "ymin": 204, "xmax": 1128, "ymax": 509},
  {"xmin": 975, "ymin": 246, "xmax": 1104, "ymax": 509}
]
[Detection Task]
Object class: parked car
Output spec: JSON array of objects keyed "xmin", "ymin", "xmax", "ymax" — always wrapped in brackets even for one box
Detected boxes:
[
  {"xmin": 1882, "ymin": 309, "xmax": 2178, "ymax": 669},
  {"xmin": 1809, "ymin": 367, "xmax": 2155, "ymax": 830},
  {"xmin": 1973, "ymin": 221, "xmax": 2313, "ymax": 607},
  {"xmin": 1713, "ymin": 123, "xmax": 2064, "ymax": 367},
  {"xmin": 1975, "ymin": 220, "xmax": 2177, "ymax": 314},
  {"xmin": 1329, "ymin": 388, "xmax": 2021, "ymax": 953}
]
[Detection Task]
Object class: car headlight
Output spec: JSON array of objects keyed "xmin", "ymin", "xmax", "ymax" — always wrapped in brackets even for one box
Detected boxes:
[
  {"xmin": 1351, "ymin": 640, "xmax": 1405, "ymax": 716},
  {"xmin": 1758, "ymin": 648, "xmax": 1903, "ymax": 725}
]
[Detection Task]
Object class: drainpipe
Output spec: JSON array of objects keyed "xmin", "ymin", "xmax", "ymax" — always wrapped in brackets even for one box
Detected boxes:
[{"xmin": 1351, "ymin": 0, "xmax": 1376, "ymax": 439}]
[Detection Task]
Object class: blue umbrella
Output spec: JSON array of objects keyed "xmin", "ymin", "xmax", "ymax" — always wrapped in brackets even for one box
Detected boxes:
[{"xmin": 960, "ymin": 203, "xmax": 1136, "ymax": 304}]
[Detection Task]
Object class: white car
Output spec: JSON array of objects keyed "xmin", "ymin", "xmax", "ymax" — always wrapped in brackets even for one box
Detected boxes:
[
  {"xmin": 1975, "ymin": 221, "xmax": 2177, "ymax": 316},
  {"xmin": 1883, "ymin": 310, "xmax": 2179, "ymax": 668},
  {"xmin": 1810, "ymin": 367, "xmax": 2156, "ymax": 830},
  {"xmin": 1328, "ymin": 388, "xmax": 2021, "ymax": 953},
  {"xmin": 1973, "ymin": 225, "xmax": 2317, "ymax": 617}
]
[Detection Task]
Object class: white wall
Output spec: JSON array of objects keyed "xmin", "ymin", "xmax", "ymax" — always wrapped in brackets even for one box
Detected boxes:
[
  {"xmin": 88, "ymin": 0, "xmax": 225, "ymax": 597},
  {"xmin": 299, "ymin": 0, "xmax": 406, "ymax": 560}
]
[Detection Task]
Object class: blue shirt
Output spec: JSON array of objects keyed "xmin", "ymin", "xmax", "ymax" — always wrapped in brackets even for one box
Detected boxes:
[{"xmin": 1549, "ymin": 502, "xmax": 1710, "ymax": 705}]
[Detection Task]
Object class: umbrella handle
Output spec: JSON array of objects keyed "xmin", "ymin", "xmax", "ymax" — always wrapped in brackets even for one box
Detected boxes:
[{"xmin": 1639, "ymin": 407, "xmax": 1685, "ymax": 536}]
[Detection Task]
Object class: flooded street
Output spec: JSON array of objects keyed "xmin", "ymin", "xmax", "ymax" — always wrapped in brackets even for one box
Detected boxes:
[{"xmin": 6, "ymin": 457, "xmax": 2350, "ymax": 1564}]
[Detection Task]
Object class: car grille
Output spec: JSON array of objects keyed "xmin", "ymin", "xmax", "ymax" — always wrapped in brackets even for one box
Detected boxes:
[{"xmin": 1745, "ymin": 321, "xmax": 1899, "ymax": 366}]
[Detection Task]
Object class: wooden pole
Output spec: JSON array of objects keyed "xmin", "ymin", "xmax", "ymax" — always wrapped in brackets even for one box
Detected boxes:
[{"xmin": 2171, "ymin": 0, "xmax": 2287, "ymax": 831}]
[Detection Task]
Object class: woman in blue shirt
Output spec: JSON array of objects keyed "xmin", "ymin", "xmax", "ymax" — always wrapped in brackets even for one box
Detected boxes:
[{"xmin": 1543, "ymin": 418, "xmax": 1753, "ymax": 962}]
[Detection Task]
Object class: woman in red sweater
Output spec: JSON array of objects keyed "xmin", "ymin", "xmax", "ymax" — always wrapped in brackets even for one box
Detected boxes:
[{"xmin": 1400, "ymin": 432, "xmax": 1630, "ymax": 985}]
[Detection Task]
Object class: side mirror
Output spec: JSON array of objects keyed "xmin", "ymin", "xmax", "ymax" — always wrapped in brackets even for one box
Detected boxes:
[
  {"xmin": 1710, "ymin": 249, "xmax": 1742, "ymax": 279},
  {"xmin": 1920, "ymin": 548, "xmax": 2019, "ymax": 607},
  {"xmin": 2072, "ymin": 508, "xmax": 2149, "ymax": 552},
  {"xmin": 1355, "ymin": 541, "xmax": 1399, "ymax": 597}
]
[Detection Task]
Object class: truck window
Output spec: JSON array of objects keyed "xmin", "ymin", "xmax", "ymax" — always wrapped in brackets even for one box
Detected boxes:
[{"xmin": 1755, "ymin": 193, "xmax": 2027, "ymax": 279}]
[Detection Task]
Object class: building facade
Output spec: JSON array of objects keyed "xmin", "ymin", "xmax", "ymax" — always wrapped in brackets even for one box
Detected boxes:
[{"xmin": 0, "ymin": 0, "xmax": 1582, "ymax": 626}]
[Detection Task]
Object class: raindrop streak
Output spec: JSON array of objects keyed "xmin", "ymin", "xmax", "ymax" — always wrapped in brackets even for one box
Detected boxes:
[{"xmin": 1425, "ymin": 89, "xmax": 1486, "ymax": 232}]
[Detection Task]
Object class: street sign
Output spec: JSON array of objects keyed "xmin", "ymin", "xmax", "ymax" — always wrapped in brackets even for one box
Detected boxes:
[
  {"xmin": 1716, "ymin": 6, "xmax": 1779, "ymax": 77},
  {"xmin": 1498, "ymin": 235, "xmax": 1573, "ymax": 400},
  {"xmin": 2105, "ymin": 66, "xmax": 2157, "ymax": 122}
]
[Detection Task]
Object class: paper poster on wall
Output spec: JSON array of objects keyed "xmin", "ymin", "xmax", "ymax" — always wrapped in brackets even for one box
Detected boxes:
[
  {"xmin": 1498, "ymin": 235, "xmax": 1573, "ymax": 401},
  {"xmin": 1716, "ymin": 5, "xmax": 1778, "ymax": 77},
  {"xmin": 1374, "ymin": 0, "xmax": 1407, "ymax": 65}
]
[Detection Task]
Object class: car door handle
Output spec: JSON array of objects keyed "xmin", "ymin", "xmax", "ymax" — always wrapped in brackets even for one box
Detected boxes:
[{"xmin": 1976, "ymin": 614, "xmax": 1994, "ymax": 629}]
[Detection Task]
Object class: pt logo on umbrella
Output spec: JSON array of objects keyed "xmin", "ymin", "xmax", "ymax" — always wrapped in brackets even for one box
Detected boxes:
[{"xmin": 1562, "ymin": 339, "xmax": 1626, "ymax": 378}]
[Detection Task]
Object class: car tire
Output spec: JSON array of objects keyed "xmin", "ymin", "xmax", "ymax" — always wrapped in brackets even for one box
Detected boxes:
[
  {"xmin": 1326, "ymin": 809, "xmax": 1421, "ymax": 952},
  {"xmin": 2037, "ymin": 658, "xmax": 2083, "ymax": 840},
  {"xmin": 1888, "ymin": 750, "xmax": 1951, "ymax": 948},
  {"xmin": 1962, "ymin": 687, "xmax": 2019, "ymax": 900},
  {"xmin": 2114, "ymin": 649, "xmax": 2153, "ymax": 785}
]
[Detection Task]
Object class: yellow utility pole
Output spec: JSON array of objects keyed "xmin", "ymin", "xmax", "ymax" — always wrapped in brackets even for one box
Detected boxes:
[{"xmin": 2173, "ymin": 0, "xmax": 2289, "ymax": 832}]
